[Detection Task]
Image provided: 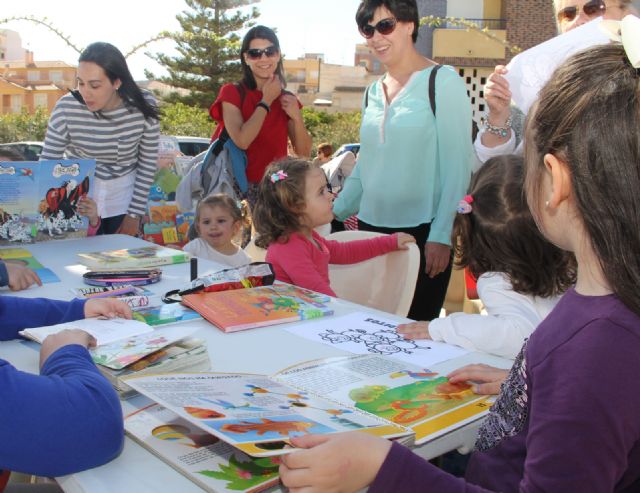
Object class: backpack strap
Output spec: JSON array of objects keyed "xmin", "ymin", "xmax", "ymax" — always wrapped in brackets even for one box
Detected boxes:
[{"xmin": 428, "ymin": 64, "xmax": 442, "ymax": 116}]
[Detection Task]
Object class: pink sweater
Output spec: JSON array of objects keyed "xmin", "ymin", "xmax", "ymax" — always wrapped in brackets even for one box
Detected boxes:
[{"xmin": 266, "ymin": 231, "xmax": 399, "ymax": 296}]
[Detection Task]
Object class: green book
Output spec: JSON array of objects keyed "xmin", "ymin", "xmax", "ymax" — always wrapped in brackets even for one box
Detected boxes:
[{"xmin": 77, "ymin": 245, "xmax": 190, "ymax": 270}]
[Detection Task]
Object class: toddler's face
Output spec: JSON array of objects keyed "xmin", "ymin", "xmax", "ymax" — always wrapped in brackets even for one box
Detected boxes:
[
  {"xmin": 197, "ymin": 205, "xmax": 239, "ymax": 250},
  {"xmin": 301, "ymin": 167, "xmax": 335, "ymax": 229}
]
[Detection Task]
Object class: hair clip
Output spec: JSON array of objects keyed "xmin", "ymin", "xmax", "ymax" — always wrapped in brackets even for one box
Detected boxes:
[
  {"xmin": 235, "ymin": 200, "xmax": 243, "ymax": 210},
  {"xmin": 457, "ymin": 194, "xmax": 474, "ymax": 214},
  {"xmin": 270, "ymin": 170, "xmax": 288, "ymax": 183},
  {"xmin": 600, "ymin": 15, "xmax": 640, "ymax": 68}
]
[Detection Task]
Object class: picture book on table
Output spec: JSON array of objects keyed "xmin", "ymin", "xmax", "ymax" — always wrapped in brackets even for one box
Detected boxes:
[
  {"xmin": 77, "ymin": 245, "xmax": 190, "ymax": 270},
  {"xmin": 180, "ymin": 284, "xmax": 333, "ymax": 333},
  {"xmin": 125, "ymin": 404, "xmax": 280, "ymax": 493},
  {"xmin": 0, "ymin": 247, "xmax": 60, "ymax": 283},
  {"xmin": 0, "ymin": 159, "xmax": 96, "ymax": 244},
  {"xmin": 274, "ymin": 354, "xmax": 494, "ymax": 445},
  {"xmin": 124, "ymin": 368, "xmax": 410, "ymax": 458}
]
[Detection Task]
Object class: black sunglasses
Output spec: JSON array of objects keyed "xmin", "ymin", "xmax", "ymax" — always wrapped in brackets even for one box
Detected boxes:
[
  {"xmin": 557, "ymin": 0, "xmax": 605, "ymax": 23},
  {"xmin": 359, "ymin": 17, "xmax": 398, "ymax": 39},
  {"xmin": 246, "ymin": 45, "xmax": 279, "ymax": 60}
]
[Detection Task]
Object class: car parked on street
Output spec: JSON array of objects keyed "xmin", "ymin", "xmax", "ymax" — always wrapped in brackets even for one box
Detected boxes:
[{"xmin": 0, "ymin": 141, "xmax": 45, "ymax": 160}]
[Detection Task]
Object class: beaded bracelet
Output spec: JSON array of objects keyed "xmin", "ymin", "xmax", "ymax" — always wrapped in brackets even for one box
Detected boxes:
[{"xmin": 482, "ymin": 115, "xmax": 512, "ymax": 138}]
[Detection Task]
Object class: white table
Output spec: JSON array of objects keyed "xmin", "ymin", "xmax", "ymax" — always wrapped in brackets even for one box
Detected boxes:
[{"xmin": 0, "ymin": 235, "xmax": 511, "ymax": 493}]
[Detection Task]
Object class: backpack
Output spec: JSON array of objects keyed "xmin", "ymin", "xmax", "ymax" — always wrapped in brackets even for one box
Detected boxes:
[
  {"xmin": 364, "ymin": 65, "xmax": 478, "ymax": 141},
  {"xmin": 176, "ymin": 84, "xmax": 249, "ymax": 213}
]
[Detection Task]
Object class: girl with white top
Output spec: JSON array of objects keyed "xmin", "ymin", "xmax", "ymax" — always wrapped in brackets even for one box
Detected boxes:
[
  {"xmin": 397, "ymin": 154, "xmax": 575, "ymax": 359},
  {"xmin": 183, "ymin": 194, "xmax": 251, "ymax": 268}
]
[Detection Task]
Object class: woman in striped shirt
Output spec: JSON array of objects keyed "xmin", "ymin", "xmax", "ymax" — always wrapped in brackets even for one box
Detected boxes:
[{"xmin": 41, "ymin": 42, "xmax": 160, "ymax": 236}]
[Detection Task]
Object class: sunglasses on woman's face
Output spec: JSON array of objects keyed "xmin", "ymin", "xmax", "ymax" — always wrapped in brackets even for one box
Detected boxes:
[
  {"xmin": 246, "ymin": 45, "xmax": 279, "ymax": 60},
  {"xmin": 359, "ymin": 17, "xmax": 398, "ymax": 39},
  {"xmin": 557, "ymin": 0, "xmax": 605, "ymax": 23}
]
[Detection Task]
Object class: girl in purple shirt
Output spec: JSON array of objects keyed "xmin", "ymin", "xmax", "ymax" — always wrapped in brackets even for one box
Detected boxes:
[{"xmin": 278, "ymin": 38, "xmax": 640, "ymax": 493}]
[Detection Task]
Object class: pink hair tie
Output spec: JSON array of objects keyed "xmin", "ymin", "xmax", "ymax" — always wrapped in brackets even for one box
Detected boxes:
[
  {"xmin": 270, "ymin": 170, "xmax": 288, "ymax": 183},
  {"xmin": 457, "ymin": 194, "xmax": 474, "ymax": 214}
]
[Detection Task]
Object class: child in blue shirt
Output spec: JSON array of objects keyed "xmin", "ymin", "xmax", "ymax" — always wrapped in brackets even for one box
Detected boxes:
[{"xmin": 0, "ymin": 295, "xmax": 130, "ymax": 480}]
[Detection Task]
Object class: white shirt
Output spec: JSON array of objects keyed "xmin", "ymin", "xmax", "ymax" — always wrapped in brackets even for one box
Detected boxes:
[
  {"xmin": 182, "ymin": 238, "xmax": 251, "ymax": 268},
  {"xmin": 473, "ymin": 130, "xmax": 523, "ymax": 170},
  {"xmin": 429, "ymin": 272, "xmax": 561, "ymax": 359}
]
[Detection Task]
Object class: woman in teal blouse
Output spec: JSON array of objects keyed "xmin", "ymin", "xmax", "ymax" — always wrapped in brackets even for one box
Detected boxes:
[{"xmin": 334, "ymin": 0, "xmax": 473, "ymax": 321}]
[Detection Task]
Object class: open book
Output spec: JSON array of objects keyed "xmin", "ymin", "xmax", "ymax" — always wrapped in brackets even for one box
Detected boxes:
[
  {"xmin": 125, "ymin": 404, "xmax": 280, "ymax": 493},
  {"xmin": 181, "ymin": 284, "xmax": 333, "ymax": 333},
  {"xmin": 124, "ymin": 354, "xmax": 493, "ymax": 458}
]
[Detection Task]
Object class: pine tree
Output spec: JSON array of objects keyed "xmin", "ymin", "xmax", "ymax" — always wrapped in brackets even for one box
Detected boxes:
[{"xmin": 147, "ymin": 0, "xmax": 260, "ymax": 108}]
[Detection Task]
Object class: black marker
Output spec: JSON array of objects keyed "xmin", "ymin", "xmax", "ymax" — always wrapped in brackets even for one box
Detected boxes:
[{"xmin": 190, "ymin": 257, "xmax": 198, "ymax": 281}]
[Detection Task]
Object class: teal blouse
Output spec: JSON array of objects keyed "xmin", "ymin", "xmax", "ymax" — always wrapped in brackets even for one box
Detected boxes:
[{"xmin": 333, "ymin": 65, "xmax": 473, "ymax": 245}]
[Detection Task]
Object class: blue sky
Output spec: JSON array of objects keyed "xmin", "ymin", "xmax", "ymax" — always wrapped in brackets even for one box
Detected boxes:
[{"xmin": 1, "ymin": 0, "xmax": 364, "ymax": 79}]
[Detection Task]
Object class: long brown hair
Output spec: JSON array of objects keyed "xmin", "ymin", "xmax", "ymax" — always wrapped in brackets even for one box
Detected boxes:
[
  {"xmin": 524, "ymin": 43, "xmax": 640, "ymax": 315},
  {"xmin": 453, "ymin": 155, "xmax": 575, "ymax": 298},
  {"xmin": 253, "ymin": 159, "xmax": 311, "ymax": 248}
]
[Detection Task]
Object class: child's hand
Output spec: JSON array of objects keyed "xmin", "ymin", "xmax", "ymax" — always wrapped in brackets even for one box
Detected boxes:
[
  {"xmin": 279, "ymin": 432, "xmax": 392, "ymax": 492},
  {"xmin": 5, "ymin": 262, "xmax": 42, "ymax": 291},
  {"xmin": 396, "ymin": 232, "xmax": 415, "ymax": 250},
  {"xmin": 40, "ymin": 328, "xmax": 97, "ymax": 368},
  {"xmin": 447, "ymin": 364, "xmax": 508, "ymax": 395},
  {"xmin": 84, "ymin": 298, "xmax": 133, "ymax": 320},
  {"xmin": 77, "ymin": 196, "xmax": 99, "ymax": 227},
  {"xmin": 397, "ymin": 320, "xmax": 431, "ymax": 339}
]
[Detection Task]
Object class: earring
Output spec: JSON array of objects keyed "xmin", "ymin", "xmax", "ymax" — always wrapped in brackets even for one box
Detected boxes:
[{"xmin": 545, "ymin": 200, "xmax": 550, "ymax": 208}]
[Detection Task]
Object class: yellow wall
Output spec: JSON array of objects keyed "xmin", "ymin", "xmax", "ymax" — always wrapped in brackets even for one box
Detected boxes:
[
  {"xmin": 433, "ymin": 29, "xmax": 506, "ymax": 59},
  {"xmin": 483, "ymin": 0, "xmax": 503, "ymax": 19}
]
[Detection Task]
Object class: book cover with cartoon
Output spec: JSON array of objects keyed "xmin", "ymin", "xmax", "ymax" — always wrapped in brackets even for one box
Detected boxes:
[
  {"xmin": 181, "ymin": 284, "xmax": 334, "ymax": 333},
  {"xmin": 125, "ymin": 404, "xmax": 281, "ymax": 493},
  {"xmin": 0, "ymin": 160, "xmax": 96, "ymax": 244},
  {"xmin": 124, "ymin": 372, "xmax": 409, "ymax": 457},
  {"xmin": 0, "ymin": 247, "xmax": 60, "ymax": 283}
]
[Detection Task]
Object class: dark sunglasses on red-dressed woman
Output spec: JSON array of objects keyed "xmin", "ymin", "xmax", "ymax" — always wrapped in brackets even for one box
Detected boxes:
[
  {"xmin": 557, "ymin": 0, "xmax": 605, "ymax": 23},
  {"xmin": 246, "ymin": 45, "xmax": 279, "ymax": 60},
  {"xmin": 359, "ymin": 17, "xmax": 398, "ymax": 39}
]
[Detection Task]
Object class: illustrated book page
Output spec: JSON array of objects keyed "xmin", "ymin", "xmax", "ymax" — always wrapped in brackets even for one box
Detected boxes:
[
  {"xmin": 285, "ymin": 311, "xmax": 468, "ymax": 368},
  {"xmin": 125, "ymin": 403, "xmax": 280, "ymax": 493},
  {"xmin": 0, "ymin": 247, "xmax": 60, "ymax": 283},
  {"xmin": 275, "ymin": 354, "xmax": 493, "ymax": 445},
  {"xmin": 124, "ymin": 371, "xmax": 410, "ymax": 457}
]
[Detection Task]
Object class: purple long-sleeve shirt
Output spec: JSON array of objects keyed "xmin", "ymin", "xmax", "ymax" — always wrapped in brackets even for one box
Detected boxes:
[{"xmin": 370, "ymin": 288, "xmax": 640, "ymax": 492}]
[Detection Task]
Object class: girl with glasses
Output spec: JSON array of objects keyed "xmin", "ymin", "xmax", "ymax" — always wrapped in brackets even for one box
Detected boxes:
[
  {"xmin": 209, "ymin": 25, "xmax": 311, "ymax": 209},
  {"xmin": 333, "ymin": 0, "xmax": 473, "ymax": 322}
]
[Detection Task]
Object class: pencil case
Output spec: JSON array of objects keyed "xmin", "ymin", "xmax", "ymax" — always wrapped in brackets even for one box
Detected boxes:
[{"xmin": 83, "ymin": 269, "xmax": 162, "ymax": 287}]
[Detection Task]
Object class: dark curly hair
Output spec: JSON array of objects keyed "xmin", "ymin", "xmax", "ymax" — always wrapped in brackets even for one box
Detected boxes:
[
  {"xmin": 253, "ymin": 159, "xmax": 312, "ymax": 248},
  {"xmin": 453, "ymin": 154, "xmax": 575, "ymax": 298}
]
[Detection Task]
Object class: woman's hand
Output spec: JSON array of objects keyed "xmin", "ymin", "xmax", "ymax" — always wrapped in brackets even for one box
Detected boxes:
[
  {"xmin": 279, "ymin": 433, "xmax": 391, "ymax": 493},
  {"xmin": 262, "ymin": 75, "xmax": 283, "ymax": 106},
  {"xmin": 424, "ymin": 242, "xmax": 450, "ymax": 278},
  {"xmin": 281, "ymin": 93, "xmax": 303, "ymax": 122},
  {"xmin": 116, "ymin": 215, "xmax": 141, "ymax": 237},
  {"xmin": 84, "ymin": 298, "xmax": 133, "ymax": 320},
  {"xmin": 395, "ymin": 232, "xmax": 416, "ymax": 249},
  {"xmin": 397, "ymin": 320, "xmax": 431, "ymax": 339},
  {"xmin": 40, "ymin": 329, "xmax": 96, "ymax": 368},
  {"xmin": 447, "ymin": 364, "xmax": 509, "ymax": 395},
  {"xmin": 484, "ymin": 65, "xmax": 512, "ymax": 125}
]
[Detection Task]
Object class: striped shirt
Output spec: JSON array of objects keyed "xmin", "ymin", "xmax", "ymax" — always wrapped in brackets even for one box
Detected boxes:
[{"xmin": 40, "ymin": 92, "xmax": 159, "ymax": 216}]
